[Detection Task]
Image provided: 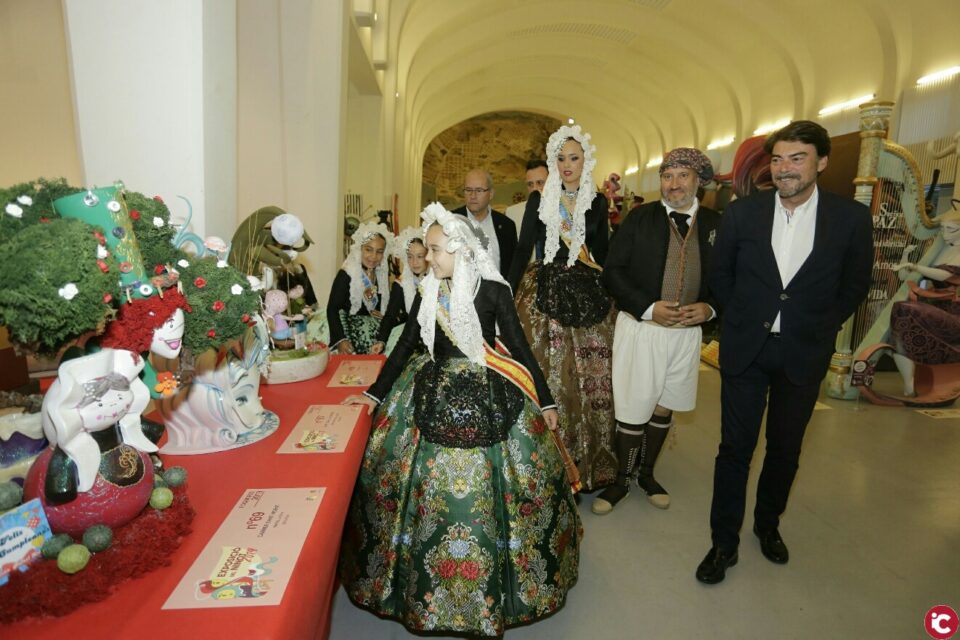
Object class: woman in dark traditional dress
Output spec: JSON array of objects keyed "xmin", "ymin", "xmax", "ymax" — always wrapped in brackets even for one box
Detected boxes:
[
  {"xmin": 340, "ymin": 204, "xmax": 580, "ymax": 637},
  {"xmin": 507, "ymin": 125, "xmax": 617, "ymax": 492}
]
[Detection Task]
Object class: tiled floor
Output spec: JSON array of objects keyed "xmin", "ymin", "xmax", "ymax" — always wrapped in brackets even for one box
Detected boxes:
[{"xmin": 328, "ymin": 368, "xmax": 960, "ymax": 639}]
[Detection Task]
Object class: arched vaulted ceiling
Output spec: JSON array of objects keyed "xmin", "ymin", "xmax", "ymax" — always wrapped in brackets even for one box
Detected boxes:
[{"xmin": 383, "ymin": 0, "xmax": 960, "ymax": 212}]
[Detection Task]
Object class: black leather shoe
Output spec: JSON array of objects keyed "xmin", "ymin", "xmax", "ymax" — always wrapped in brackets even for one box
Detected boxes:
[
  {"xmin": 753, "ymin": 525, "xmax": 789, "ymax": 564},
  {"xmin": 695, "ymin": 546, "xmax": 738, "ymax": 584}
]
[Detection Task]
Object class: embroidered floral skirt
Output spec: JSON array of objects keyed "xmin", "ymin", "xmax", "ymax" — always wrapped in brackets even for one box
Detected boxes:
[
  {"xmin": 305, "ymin": 310, "xmax": 380, "ymax": 353},
  {"xmin": 514, "ymin": 261, "xmax": 617, "ymax": 492},
  {"xmin": 339, "ymin": 354, "xmax": 581, "ymax": 636}
]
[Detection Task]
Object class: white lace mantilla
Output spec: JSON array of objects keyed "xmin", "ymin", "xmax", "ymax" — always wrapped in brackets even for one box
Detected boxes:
[
  {"xmin": 342, "ymin": 221, "xmax": 394, "ymax": 314},
  {"xmin": 392, "ymin": 226, "xmax": 424, "ymax": 312},
  {"xmin": 539, "ymin": 124, "xmax": 598, "ymax": 267},
  {"xmin": 417, "ymin": 203, "xmax": 507, "ymax": 365}
]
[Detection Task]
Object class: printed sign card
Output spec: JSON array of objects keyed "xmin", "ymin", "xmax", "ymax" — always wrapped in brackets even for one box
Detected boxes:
[
  {"xmin": 326, "ymin": 359, "xmax": 383, "ymax": 388},
  {"xmin": 276, "ymin": 404, "xmax": 362, "ymax": 454},
  {"xmin": 163, "ymin": 487, "xmax": 324, "ymax": 609},
  {"xmin": 0, "ymin": 498, "xmax": 52, "ymax": 586}
]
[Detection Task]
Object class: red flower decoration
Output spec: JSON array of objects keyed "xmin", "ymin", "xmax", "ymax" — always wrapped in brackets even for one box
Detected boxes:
[
  {"xmin": 97, "ymin": 260, "xmax": 109, "ymax": 273},
  {"xmin": 93, "ymin": 231, "xmax": 106, "ymax": 244},
  {"xmin": 103, "ymin": 293, "xmax": 113, "ymax": 304},
  {"xmin": 207, "ymin": 329, "xmax": 216, "ymax": 338},
  {"xmin": 154, "ymin": 264, "xmax": 165, "ymax": 275},
  {"xmin": 437, "ymin": 559, "xmax": 457, "ymax": 579},
  {"xmin": 212, "ymin": 300, "xmax": 225, "ymax": 312},
  {"xmin": 241, "ymin": 313, "xmax": 251, "ymax": 323},
  {"xmin": 39, "ymin": 216, "xmax": 50, "ymax": 224},
  {"xmin": 130, "ymin": 209, "xmax": 141, "ymax": 220},
  {"xmin": 153, "ymin": 195, "xmax": 164, "ymax": 203},
  {"xmin": 193, "ymin": 277, "xmax": 206, "ymax": 288},
  {"xmin": 459, "ymin": 561, "xmax": 480, "ymax": 581}
]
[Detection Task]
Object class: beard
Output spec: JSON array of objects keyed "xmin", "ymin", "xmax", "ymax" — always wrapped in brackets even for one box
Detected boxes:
[{"xmin": 774, "ymin": 173, "xmax": 815, "ymax": 199}]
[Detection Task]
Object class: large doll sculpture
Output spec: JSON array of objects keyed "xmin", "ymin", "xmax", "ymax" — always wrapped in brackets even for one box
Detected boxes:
[{"xmin": 23, "ymin": 349, "xmax": 157, "ymax": 537}]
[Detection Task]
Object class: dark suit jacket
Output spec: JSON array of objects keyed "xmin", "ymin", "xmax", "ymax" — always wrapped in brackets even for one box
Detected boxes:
[
  {"xmin": 604, "ymin": 201, "xmax": 721, "ymax": 321},
  {"xmin": 709, "ymin": 188, "xmax": 874, "ymax": 385},
  {"xmin": 508, "ymin": 191, "xmax": 609, "ymax": 291},
  {"xmin": 451, "ymin": 206, "xmax": 517, "ymax": 280}
]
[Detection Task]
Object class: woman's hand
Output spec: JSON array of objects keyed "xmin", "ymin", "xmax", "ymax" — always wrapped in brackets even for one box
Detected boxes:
[
  {"xmin": 370, "ymin": 341, "xmax": 386, "ymax": 355},
  {"xmin": 342, "ymin": 394, "xmax": 377, "ymax": 415},
  {"xmin": 336, "ymin": 340, "xmax": 355, "ymax": 355},
  {"xmin": 542, "ymin": 408, "xmax": 559, "ymax": 431}
]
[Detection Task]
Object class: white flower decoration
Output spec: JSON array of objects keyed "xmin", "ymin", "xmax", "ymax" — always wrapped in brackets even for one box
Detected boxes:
[
  {"xmin": 177, "ymin": 259, "xmax": 190, "ymax": 268},
  {"xmin": 153, "ymin": 216, "xmax": 165, "ymax": 228},
  {"xmin": 16, "ymin": 195, "xmax": 33, "ymax": 206},
  {"xmin": 231, "ymin": 284, "xmax": 244, "ymax": 295},
  {"xmin": 246, "ymin": 275, "xmax": 264, "ymax": 291},
  {"xmin": 5, "ymin": 204, "xmax": 23, "ymax": 218},
  {"xmin": 107, "ymin": 200, "xmax": 121, "ymax": 212},
  {"xmin": 97, "ymin": 245, "xmax": 109, "ymax": 259},
  {"xmin": 139, "ymin": 283, "xmax": 154, "ymax": 296},
  {"xmin": 217, "ymin": 260, "xmax": 228, "ymax": 269},
  {"xmin": 58, "ymin": 283, "xmax": 79, "ymax": 301}
]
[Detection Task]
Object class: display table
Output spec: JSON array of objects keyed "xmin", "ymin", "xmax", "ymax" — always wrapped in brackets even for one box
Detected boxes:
[{"xmin": 3, "ymin": 354, "xmax": 380, "ymax": 640}]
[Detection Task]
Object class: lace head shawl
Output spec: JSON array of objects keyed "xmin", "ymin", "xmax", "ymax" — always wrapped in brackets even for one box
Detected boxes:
[
  {"xmin": 341, "ymin": 221, "xmax": 394, "ymax": 314},
  {"xmin": 539, "ymin": 125, "xmax": 598, "ymax": 267},
  {"xmin": 392, "ymin": 226, "xmax": 425, "ymax": 312},
  {"xmin": 417, "ymin": 202, "xmax": 508, "ymax": 365}
]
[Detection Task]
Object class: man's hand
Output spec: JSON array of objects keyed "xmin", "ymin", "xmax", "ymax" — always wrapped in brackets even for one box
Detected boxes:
[
  {"xmin": 370, "ymin": 341, "xmax": 385, "ymax": 355},
  {"xmin": 652, "ymin": 300, "xmax": 684, "ymax": 327},
  {"xmin": 336, "ymin": 340, "xmax": 355, "ymax": 355},
  {"xmin": 542, "ymin": 408, "xmax": 559, "ymax": 431},
  {"xmin": 678, "ymin": 302, "xmax": 712, "ymax": 326}
]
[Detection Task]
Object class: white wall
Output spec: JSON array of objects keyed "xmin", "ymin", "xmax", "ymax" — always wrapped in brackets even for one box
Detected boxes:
[
  {"xmin": 0, "ymin": 0, "xmax": 81, "ymax": 186},
  {"xmin": 237, "ymin": 0, "xmax": 349, "ymax": 297},
  {"xmin": 62, "ymin": 0, "xmax": 237, "ymax": 239}
]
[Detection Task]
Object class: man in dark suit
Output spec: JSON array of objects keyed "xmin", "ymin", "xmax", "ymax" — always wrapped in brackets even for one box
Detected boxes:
[
  {"xmin": 696, "ymin": 120, "xmax": 873, "ymax": 584},
  {"xmin": 451, "ymin": 168, "xmax": 517, "ymax": 280},
  {"xmin": 593, "ymin": 148, "xmax": 721, "ymax": 516}
]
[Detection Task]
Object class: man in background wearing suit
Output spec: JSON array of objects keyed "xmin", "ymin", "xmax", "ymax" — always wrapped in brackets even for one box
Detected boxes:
[
  {"xmin": 452, "ymin": 168, "xmax": 517, "ymax": 280},
  {"xmin": 696, "ymin": 120, "xmax": 873, "ymax": 584}
]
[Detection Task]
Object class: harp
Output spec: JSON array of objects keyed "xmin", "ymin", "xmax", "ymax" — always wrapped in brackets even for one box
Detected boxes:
[{"xmin": 825, "ymin": 101, "xmax": 941, "ymax": 399}]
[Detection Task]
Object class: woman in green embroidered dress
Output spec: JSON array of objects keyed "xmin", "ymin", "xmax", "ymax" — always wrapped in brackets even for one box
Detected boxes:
[{"xmin": 340, "ymin": 203, "xmax": 580, "ymax": 637}]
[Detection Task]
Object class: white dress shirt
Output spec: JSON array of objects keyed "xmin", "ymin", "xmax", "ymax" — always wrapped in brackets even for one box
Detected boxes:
[
  {"xmin": 467, "ymin": 206, "xmax": 501, "ymax": 271},
  {"xmin": 770, "ymin": 187, "xmax": 818, "ymax": 332}
]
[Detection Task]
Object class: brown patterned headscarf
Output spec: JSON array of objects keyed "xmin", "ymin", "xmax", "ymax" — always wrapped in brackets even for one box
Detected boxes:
[{"xmin": 660, "ymin": 148, "xmax": 715, "ymax": 186}]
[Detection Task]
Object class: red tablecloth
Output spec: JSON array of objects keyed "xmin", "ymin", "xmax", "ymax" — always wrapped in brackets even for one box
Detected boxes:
[{"xmin": 4, "ymin": 354, "xmax": 379, "ymax": 640}]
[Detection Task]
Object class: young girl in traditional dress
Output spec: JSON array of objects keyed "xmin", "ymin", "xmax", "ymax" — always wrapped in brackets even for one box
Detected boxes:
[
  {"xmin": 507, "ymin": 125, "xmax": 617, "ymax": 491},
  {"xmin": 373, "ymin": 226, "xmax": 427, "ymax": 355},
  {"xmin": 315, "ymin": 222, "xmax": 394, "ymax": 354},
  {"xmin": 341, "ymin": 204, "xmax": 580, "ymax": 637}
]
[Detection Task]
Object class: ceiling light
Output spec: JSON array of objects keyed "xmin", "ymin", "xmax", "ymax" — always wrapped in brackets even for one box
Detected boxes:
[
  {"xmin": 374, "ymin": 12, "xmax": 378, "ymax": 22},
  {"xmin": 818, "ymin": 94, "xmax": 876, "ymax": 116},
  {"xmin": 753, "ymin": 118, "xmax": 791, "ymax": 136},
  {"xmin": 624, "ymin": 166, "xmax": 639, "ymax": 176},
  {"xmin": 707, "ymin": 136, "xmax": 735, "ymax": 150},
  {"xmin": 917, "ymin": 66, "xmax": 960, "ymax": 85},
  {"xmin": 394, "ymin": 92, "xmax": 399, "ymax": 98},
  {"xmin": 567, "ymin": 118, "xmax": 575, "ymax": 125},
  {"xmin": 646, "ymin": 156, "xmax": 662, "ymax": 168}
]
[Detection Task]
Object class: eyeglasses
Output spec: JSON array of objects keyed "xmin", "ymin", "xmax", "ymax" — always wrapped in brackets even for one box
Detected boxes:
[{"xmin": 463, "ymin": 188, "xmax": 490, "ymax": 195}]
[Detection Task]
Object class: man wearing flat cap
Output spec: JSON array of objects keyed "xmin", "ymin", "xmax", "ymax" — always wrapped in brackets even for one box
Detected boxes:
[{"xmin": 593, "ymin": 147, "xmax": 721, "ymax": 515}]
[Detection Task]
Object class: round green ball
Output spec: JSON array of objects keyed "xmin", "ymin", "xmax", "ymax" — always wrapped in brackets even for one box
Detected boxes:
[
  {"xmin": 150, "ymin": 487, "xmax": 174, "ymax": 510},
  {"xmin": 154, "ymin": 475, "xmax": 168, "ymax": 488},
  {"xmin": 163, "ymin": 466, "xmax": 187, "ymax": 488},
  {"xmin": 41, "ymin": 533, "xmax": 74, "ymax": 560},
  {"xmin": 82, "ymin": 524, "xmax": 113, "ymax": 552},
  {"xmin": 57, "ymin": 544, "xmax": 91, "ymax": 574},
  {"xmin": 0, "ymin": 481, "xmax": 23, "ymax": 511}
]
